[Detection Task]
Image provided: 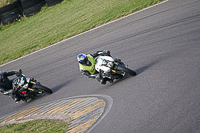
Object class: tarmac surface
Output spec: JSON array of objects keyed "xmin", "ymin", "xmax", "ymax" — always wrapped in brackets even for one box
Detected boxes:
[{"xmin": 0, "ymin": 0, "xmax": 200, "ymax": 132}]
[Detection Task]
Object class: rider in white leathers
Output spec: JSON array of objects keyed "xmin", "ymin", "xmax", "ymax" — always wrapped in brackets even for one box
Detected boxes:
[{"xmin": 77, "ymin": 50, "xmax": 113, "ymax": 84}]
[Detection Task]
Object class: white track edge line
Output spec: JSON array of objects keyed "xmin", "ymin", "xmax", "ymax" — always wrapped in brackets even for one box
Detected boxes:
[{"xmin": 0, "ymin": 0, "xmax": 169, "ymax": 68}]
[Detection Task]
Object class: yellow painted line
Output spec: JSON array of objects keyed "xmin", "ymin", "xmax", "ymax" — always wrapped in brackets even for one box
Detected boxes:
[
  {"xmin": 0, "ymin": 106, "xmax": 42, "ymax": 124},
  {"xmin": 67, "ymin": 116, "xmax": 100, "ymax": 133},
  {"xmin": 70, "ymin": 100, "xmax": 105, "ymax": 119},
  {"xmin": 46, "ymin": 98, "xmax": 84, "ymax": 114}
]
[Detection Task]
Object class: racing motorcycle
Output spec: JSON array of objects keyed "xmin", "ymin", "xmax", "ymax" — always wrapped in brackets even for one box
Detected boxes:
[
  {"xmin": 8, "ymin": 73, "xmax": 52, "ymax": 102},
  {"xmin": 95, "ymin": 56, "xmax": 136, "ymax": 82}
]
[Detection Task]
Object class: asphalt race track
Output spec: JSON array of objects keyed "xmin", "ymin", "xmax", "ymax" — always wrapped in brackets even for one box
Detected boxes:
[{"xmin": 0, "ymin": 0, "xmax": 200, "ymax": 132}]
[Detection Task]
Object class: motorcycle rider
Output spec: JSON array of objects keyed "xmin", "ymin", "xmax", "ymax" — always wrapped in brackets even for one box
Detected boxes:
[
  {"xmin": 77, "ymin": 50, "xmax": 113, "ymax": 84},
  {"xmin": 0, "ymin": 69, "xmax": 26, "ymax": 103}
]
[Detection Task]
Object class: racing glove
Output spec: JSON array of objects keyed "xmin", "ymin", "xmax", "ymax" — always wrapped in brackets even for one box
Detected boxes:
[
  {"xmin": 16, "ymin": 69, "xmax": 22, "ymax": 77},
  {"xmin": 103, "ymin": 50, "xmax": 111, "ymax": 56}
]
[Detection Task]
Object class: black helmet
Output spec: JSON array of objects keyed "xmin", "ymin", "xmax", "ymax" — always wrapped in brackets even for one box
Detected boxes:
[{"xmin": 77, "ymin": 53, "xmax": 88, "ymax": 65}]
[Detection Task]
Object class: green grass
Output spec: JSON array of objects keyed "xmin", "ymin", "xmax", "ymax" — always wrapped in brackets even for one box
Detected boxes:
[
  {"xmin": 0, "ymin": 0, "xmax": 16, "ymax": 7},
  {"xmin": 0, "ymin": 0, "xmax": 164, "ymax": 65},
  {"xmin": 0, "ymin": 0, "xmax": 164, "ymax": 131},
  {"xmin": 0, "ymin": 120, "xmax": 68, "ymax": 133}
]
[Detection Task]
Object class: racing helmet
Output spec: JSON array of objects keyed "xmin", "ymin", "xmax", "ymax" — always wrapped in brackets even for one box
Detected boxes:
[{"xmin": 77, "ymin": 53, "xmax": 88, "ymax": 65}]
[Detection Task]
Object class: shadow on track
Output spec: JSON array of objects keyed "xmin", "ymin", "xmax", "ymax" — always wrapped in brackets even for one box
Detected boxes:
[
  {"xmin": 26, "ymin": 80, "xmax": 73, "ymax": 103},
  {"xmin": 134, "ymin": 61, "xmax": 158, "ymax": 75},
  {"xmin": 51, "ymin": 80, "xmax": 73, "ymax": 93},
  {"xmin": 95, "ymin": 60, "xmax": 160, "ymax": 90},
  {"xmin": 108, "ymin": 60, "xmax": 158, "ymax": 85}
]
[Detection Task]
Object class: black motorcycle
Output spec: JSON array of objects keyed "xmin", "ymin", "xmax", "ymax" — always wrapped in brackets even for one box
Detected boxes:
[{"xmin": 10, "ymin": 74, "xmax": 52, "ymax": 102}]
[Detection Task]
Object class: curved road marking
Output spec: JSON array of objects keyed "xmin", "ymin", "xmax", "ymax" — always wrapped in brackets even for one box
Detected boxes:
[{"xmin": 0, "ymin": 95, "xmax": 113, "ymax": 133}]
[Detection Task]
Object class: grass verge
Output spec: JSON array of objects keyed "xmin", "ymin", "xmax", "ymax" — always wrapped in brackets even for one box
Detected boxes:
[
  {"xmin": 0, "ymin": 120, "xmax": 68, "ymax": 133},
  {"xmin": 0, "ymin": 0, "xmax": 164, "ymax": 65},
  {"xmin": 0, "ymin": 0, "xmax": 164, "ymax": 132},
  {"xmin": 0, "ymin": 0, "xmax": 16, "ymax": 7}
]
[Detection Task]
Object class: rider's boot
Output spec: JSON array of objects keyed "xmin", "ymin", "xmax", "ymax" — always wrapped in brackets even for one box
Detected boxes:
[
  {"xmin": 14, "ymin": 94, "xmax": 21, "ymax": 103},
  {"xmin": 105, "ymin": 78, "xmax": 113, "ymax": 84},
  {"xmin": 3, "ymin": 89, "xmax": 13, "ymax": 95},
  {"xmin": 108, "ymin": 78, "xmax": 113, "ymax": 83},
  {"xmin": 21, "ymin": 97, "xmax": 27, "ymax": 103},
  {"xmin": 101, "ymin": 78, "xmax": 113, "ymax": 84},
  {"xmin": 101, "ymin": 79, "xmax": 106, "ymax": 85}
]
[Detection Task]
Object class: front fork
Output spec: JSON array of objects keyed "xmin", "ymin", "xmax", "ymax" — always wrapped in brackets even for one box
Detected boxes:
[
  {"xmin": 111, "ymin": 62, "xmax": 118, "ymax": 73},
  {"xmin": 112, "ymin": 62, "xmax": 126, "ymax": 77},
  {"xmin": 28, "ymin": 81, "xmax": 41, "ymax": 93}
]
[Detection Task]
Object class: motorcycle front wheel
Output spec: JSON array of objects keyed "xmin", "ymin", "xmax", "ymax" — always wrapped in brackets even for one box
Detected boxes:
[
  {"xmin": 116, "ymin": 64, "xmax": 137, "ymax": 76},
  {"xmin": 35, "ymin": 84, "xmax": 52, "ymax": 94}
]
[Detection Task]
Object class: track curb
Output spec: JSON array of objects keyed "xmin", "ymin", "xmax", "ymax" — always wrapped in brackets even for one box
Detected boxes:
[{"xmin": 0, "ymin": 94, "xmax": 113, "ymax": 133}]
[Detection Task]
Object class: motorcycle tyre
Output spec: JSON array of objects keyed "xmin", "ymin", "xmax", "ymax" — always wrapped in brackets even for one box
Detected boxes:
[
  {"xmin": 35, "ymin": 84, "xmax": 52, "ymax": 94},
  {"xmin": 117, "ymin": 64, "xmax": 137, "ymax": 76}
]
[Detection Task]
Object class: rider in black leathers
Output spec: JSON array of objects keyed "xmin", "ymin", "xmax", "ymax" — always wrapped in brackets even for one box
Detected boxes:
[{"xmin": 0, "ymin": 70, "xmax": 25, "ymax": 103}]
